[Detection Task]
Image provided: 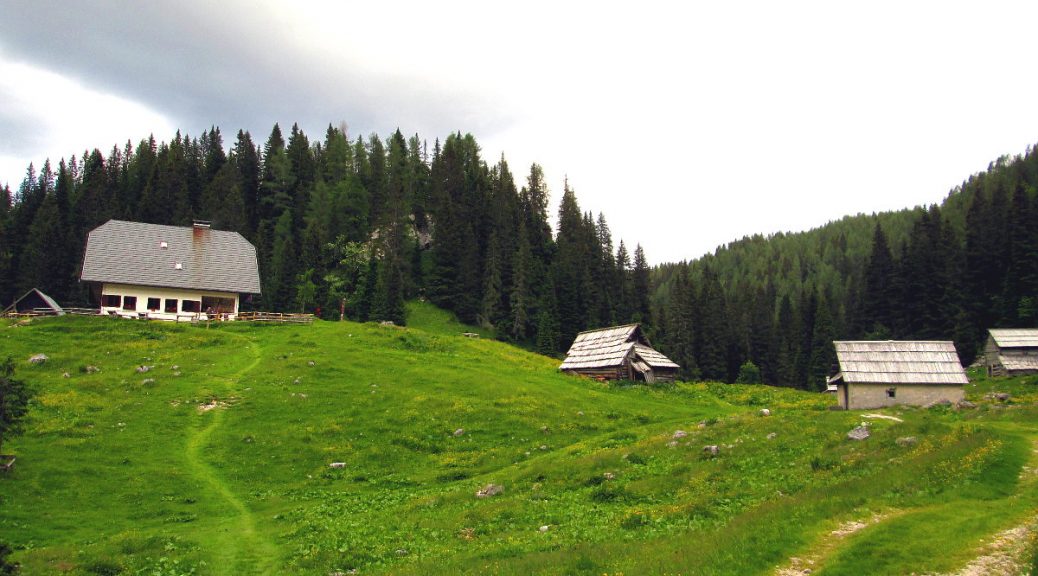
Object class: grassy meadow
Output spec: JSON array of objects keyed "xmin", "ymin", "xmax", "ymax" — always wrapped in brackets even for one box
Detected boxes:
[{"xmin": 1, "ymin": 302, "xmax": 1037, "ymax": 575}]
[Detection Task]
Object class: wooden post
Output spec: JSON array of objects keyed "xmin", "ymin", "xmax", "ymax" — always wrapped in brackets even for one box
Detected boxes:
[{"xmin": 340, "ymin": 298, "xmax": 345, "ymax": 322}]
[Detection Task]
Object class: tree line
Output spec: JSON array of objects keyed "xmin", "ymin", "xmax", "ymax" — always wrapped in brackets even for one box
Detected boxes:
[
  {"xmin": 651, "ymin": 146, "xmax": 1038, "ymax": 388},
  {"xmin": 0, "ymin": 124, "xmax": 652, "ymax": 354}
]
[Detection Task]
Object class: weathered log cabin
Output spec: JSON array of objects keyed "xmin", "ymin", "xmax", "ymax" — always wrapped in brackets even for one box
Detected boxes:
[
  {"xmin": 827, "ymin": 340, "xmax": 968, "ymax": 410},
  {"xmin": 80, "ymin": 220, "xmax": 261, "ymax": 321},
  {"xmin": 984, "ymin": 328, "xmax": 1038, "ymax": 376},
  {"xmin": 559, "ymin": 324, "xmax": 679, "ymax": 383},
  {"xmin": 2, "ymin": 288, "xmax": 64, "ymax": 316}
]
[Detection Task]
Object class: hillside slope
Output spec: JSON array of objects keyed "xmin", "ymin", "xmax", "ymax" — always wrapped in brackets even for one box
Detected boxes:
[{"xmin": 1, "ymin": 309, "xmax": 1037, "ymax": 575}]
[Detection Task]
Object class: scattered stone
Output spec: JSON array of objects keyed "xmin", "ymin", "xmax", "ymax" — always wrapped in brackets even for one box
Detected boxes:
[
  {"xmin": 395, "ymin": 548, "xmax": 408, "ymax": 556},
  {"xmin": 380, "ymin": 320, "xmax": 396, "ymax": 327},
  {"xmin": 577, "ymin": 411, "xmax": 584, "ymax": 417},
  {"xmin": 672, "ymin": 430, "xmax": 688, "ymax": 439},
  {"xmin": 136, "ymin": 365, "xmax": 153, "ymax": 373},
  {"xmin": 28, "ymin": 353, "xmax": 48, "ymax": 365},
  {"xmin": 995, "ymin": 392, "xmax": 1011, "ymax": 402},
  {"xmin": 141, "ymin": 378, "xmax": 156, "ymax": 385},
  {"xmin": 172, "ymin": 371, "xmax": 181, "ymax": 377},
  {"xmin": 666, "ymin": 440, "xmax": 679, "ymax": 448},
  {"xmin": 540, "ymin": 425, "xmax": 549, "ymax": 433},
  {"xmin": 759, "ymin": 408, "xmax": 771, "ymax": 417},
  {"xmin": 895, "ymin": 436, "xmax": 918, "ymax": 447},
  {"xmin": 603, "ymin": 472, "xmax": 615, "ymax": 480},
  {"xmin": 697, "ymin": 421, "xmax": 707, "ymax": 429},
  {"xmin": 293, "ymin": 377, "xmax": 301, "ymax": 385},
  {"xmin": 957, "ymin": 400, "xmax": 977, "ymax": 409},
  {"xmin": 453, "ymin": 428, "xmax": 465, "ymax": 437},
  {"xmin": 329, "ymin": 462, "xmax": 346, "ymax": 469},
  {"xmin": 767, "ymin": 432, "xmax": 777, "ymax": 440},
  {"xmin": 307, "ymin": 360, "xmax": 316, "ymax": 367},
  {"xmin": 84, "ymin": 365, "xmax": 100, "ymax": 373},
  {"xmin": 62, "ymin": 372, "xmax": 71, "ymax": 379},
  {"xmin": 847, "ymin": 426, "xmax": 871, "ymax": 441},
  {"xmin": 462, "ymin": 332, "xmax": 480, "ymax": 338},
  {"xmin": 703, "ymin": 445, "xmax": 720, "ymax": 456},
  {"xmin": 476, "ymin": 483, "xmax": 504, "ymax": 498},
  {"xmin": 171, "ymin": 365, "xmax": 180, "ymax": 371},
  {"xmin": 539, "ymin": 445, "xmax": 548, "ymax": 451},
  {"xmin": 539, "ymin": 525, "xmax": 550, "ymax": 532}
]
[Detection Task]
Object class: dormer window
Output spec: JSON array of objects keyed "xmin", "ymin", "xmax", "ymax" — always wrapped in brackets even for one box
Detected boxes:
[
  {"xmin": 174, "ymin": 262, "xmax": 183, "ymax": 270},
  {"xmin": 159, "ymin": 241, "xmax": 168, "ymax": 249}
]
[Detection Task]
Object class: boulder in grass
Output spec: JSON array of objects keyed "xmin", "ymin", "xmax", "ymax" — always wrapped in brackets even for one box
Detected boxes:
[
  {"xmin": 703, "ymin": 445, "xmax": 720, "ymax": 456},
  {"xmin": 956, "ymin": 400, "xmax": 977, "ymax": 410},
  {"xmin": 847, "ymin": 426, "xmax": 870, "ymax": 441},
  {"xmin": 476, "ymin": 483, "xmax": 504, "ymax": 498},
  {"xmin": 672, "ymin": 430, "xmax": 688, "ymax": 439},
  {"xmin": 895, "ymin": 436, "xmax": 918, "ymax": 447},
  {"xmin": 28, "ymin": 353, "xmax": 48, "ymax": 365},
  {"xmin": 759, "ymin": 408, "xmax": 771, "ymax": 417},
  {"xmin": 136, "ymin": 365, "xmax": 153, "ymax": 373},
  {"xmin": 453, "ymin": 428, "xmax": 465, "ymax": 437},
  {"xmin": 329, "ymin": 462, "xmax": 346, "ymax": 469}
]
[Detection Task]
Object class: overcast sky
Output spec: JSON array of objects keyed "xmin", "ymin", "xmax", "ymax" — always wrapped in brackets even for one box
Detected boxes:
[{"xmin": 3, "ymin": 1, "xmax": 1038, "ymax": 264}]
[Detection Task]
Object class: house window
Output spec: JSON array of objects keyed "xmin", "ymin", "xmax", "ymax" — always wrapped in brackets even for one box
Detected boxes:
[
  {"xmin": 182, "ymin": 300, "xmax": 201, "ymax": 313},
  {"xmin": 886, "ymin": 387, "xmax": 896, "ymax": 398},
  {"xmin": 202, "ymin": 296, "xmax": 236, "ymax": 314},
  {"xmin": 101, "ymin": 294, "xmax": 121, "ymax": 308},
  {"xmin": 164, "ymin": 299, "xmax": 178, "ymax": 313},
  {"xmin": 147, "ymin": 297, "xmax": 161, "ymax": 311},
  {"xmin": 122, "ymin": 296, "xmax": 137, "ymax": 311}
]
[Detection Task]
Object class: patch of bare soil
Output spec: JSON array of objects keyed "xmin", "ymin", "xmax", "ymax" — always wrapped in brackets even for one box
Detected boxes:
[
  {"xmin": 775, "ymin": 513, "xmax": 894, "ymax": 576},
  {"xmin": 930, "ymin": 521, "xmax": 1035, "ymax": 576}
]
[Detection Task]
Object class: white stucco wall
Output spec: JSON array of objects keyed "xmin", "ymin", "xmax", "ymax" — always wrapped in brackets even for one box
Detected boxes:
[{"xmin": 99, "ymin": 283, "xmax": 239, "ymax": 321}]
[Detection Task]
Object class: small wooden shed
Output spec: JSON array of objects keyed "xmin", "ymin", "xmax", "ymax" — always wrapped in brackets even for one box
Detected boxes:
[
  {"xmin": 559, "ymin": 324, "xmax": 679, "ymax": 383},
  {"xmin": 827, "ymin": 340, "xmax": 967, "ymax": 410},
  {"xmin": 2, "ymin": 288, "xmax": 64, "ymax": 317},
  {"xmin": 984, "ymin": 329, "xmax": 1038, "ymax": 376}
]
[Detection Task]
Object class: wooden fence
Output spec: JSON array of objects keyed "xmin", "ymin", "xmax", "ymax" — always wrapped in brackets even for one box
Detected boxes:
[{"xmin": 236, "ymin": 311, "xmax": 315, "ymax": 324}]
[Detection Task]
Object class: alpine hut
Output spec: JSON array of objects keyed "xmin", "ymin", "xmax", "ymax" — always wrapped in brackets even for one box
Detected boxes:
[
  {"xmin": 827, "ymin": 340, "xmax": 968, "ymax": 410},
  {"xmin": 80, "ymin": 220, "xmax": 261, "ymax": 321},
  {"xmin": 983, "ymin": 329, "xmax": 1038, "ymax": 376},
  {"xmin": 559, "ymin": 324, "xmax": 679, "ymax": 383},
  {"xmin": 2, "ymin": 288, "xmax": 64, "ymax": 317}
]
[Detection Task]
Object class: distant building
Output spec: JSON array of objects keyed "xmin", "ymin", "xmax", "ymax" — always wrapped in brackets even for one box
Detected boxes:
[
  {"xmin": 827, "ymin": 340, "xmax": 967, "ymax": 410},
  {"xmin": 80, "ymin": 220, "xmax": 261, "ymax": 321},
  {"xmin": 2, "ymin": 288, "xmax": 64, "ymax": 316},
  {"xmin": 984, "ymin": 329, "xmax": 1038, "ymax": 376},
  {"xmin": 559, "ymin": 324, "xmax": 679, "ymax": 383}
]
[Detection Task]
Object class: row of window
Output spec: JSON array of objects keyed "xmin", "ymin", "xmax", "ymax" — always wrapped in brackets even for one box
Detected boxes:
[{"xmin": 101, "ymin": 294, "xmax": 201, "ymax": 314}]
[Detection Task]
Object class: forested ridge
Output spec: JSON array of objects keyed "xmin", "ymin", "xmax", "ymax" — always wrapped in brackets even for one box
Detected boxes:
[
  {"xmin": 1, "ymin": 125, "xmax": 1036, "ymax": 384},
  {"xmin": 651, "ymin": 147, "xmax": 1038, "ymax": 389},
  {"xmin": 0, "ymin": 124, "xmax": 651, "ymax": 354}
]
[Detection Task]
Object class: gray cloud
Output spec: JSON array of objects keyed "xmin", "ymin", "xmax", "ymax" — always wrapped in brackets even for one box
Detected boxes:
[{"xmin": 0, "ymin": 1, "xmax": 510, "ymax": 146}]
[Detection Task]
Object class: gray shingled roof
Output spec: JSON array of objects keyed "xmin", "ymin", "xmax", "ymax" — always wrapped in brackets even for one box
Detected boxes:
[
  {"xmin": 988, "ymin": 328, "xmax": 1038, "ymax": 349},
  {"xmin": 831, "ymin": 341, "xmax": 967, "ymax": 385},
  {"xmin": 80, "ymin": 220, "xmax": 261, "ymax": 294},
  {"xmin": 559, "ymin": 324, "xmax": 679, "ymax": 371}
]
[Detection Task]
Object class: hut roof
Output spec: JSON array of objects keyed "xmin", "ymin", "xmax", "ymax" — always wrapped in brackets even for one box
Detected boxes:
[
  {"xmin": 559, "ymin": 324, "xmax": 678, "ymax": 371},
  {"xmin": 80, "ymin": 220, "xmax": 261, "ymax": 294},
  {"xmin": 830, "ymin": 340, "xmax": 967, "ymax": 385},
  {"xmin": 988, "ymin": 328, "xmax": 1038, "ymax": 349},
  {"xmin": 3, "ymin": 288, "xmax": 64, "ymax": 315},
  {"xmin": 999, "ymin": 355, "xmax": 1038, "ymax": 372}
]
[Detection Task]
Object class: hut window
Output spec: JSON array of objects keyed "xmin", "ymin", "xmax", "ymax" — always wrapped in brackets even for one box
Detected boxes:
[
  {"xmin": 147, "ymin": 297, "xmax": 160, "ymax": 311},
  {"xmin": 122, "ymin": 296, "xmax": 137, "ymax": 311},
  {"xmin": 886, "ymin": 387, "xmax": 896, "ymax": 398},
  {"xmin": 182, "ymin": 300, "xmax": 201, "ymax": 313},
  {"xmin": 164, "ymin": 299, "xmax": 178, "ymax": 313},
  {"xmin": 101, "ymin": 294, "xmax": 121, "ymax": 308}
]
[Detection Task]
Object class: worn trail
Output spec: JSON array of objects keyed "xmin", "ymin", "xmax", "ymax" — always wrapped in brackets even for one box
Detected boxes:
[{"xmin": 183, "ymin": 333, "xmax": 277, "ymax": 575}]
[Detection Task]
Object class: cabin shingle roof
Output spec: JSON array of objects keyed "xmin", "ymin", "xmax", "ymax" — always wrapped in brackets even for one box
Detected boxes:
[
  {"xmin": 559, "ymin": 324, "xmax": 679, "ymax": 371},
  {"xmin": 80, "ymin": 220, "xmax": 261, "ymax": 294},
  {"xmin": 831, "ymin": 341, "xmax": 967, "ymax": 385},
  {"xmin": 988, "ymin": 328, "xmax": 1038, "ymax": 349}
]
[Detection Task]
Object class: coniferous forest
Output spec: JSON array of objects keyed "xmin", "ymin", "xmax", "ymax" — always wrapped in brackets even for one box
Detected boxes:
[
  {"xmin": 1, "ymin": 125, "xmax": 1036, "ymax": 388},
  {"xmin": 0, "ymin": 125, "xmax": 652, "ymax": 356}
]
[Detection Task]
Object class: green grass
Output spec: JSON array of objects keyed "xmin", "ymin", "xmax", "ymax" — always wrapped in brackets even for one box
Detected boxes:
[{"xmin": 1, "ymin": 311, "xmax": 1036, "ymax": 575}]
